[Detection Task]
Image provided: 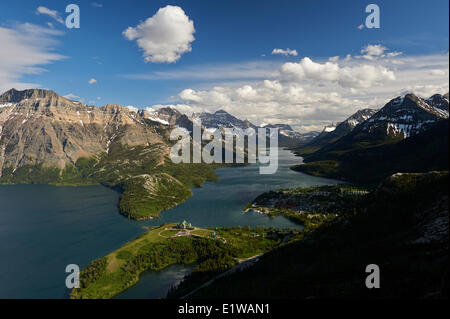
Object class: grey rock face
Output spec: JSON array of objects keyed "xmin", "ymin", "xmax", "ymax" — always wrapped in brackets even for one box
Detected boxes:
[{"xmin": 0, "ymin": 89, "xmax": 168, "ymax": 176}]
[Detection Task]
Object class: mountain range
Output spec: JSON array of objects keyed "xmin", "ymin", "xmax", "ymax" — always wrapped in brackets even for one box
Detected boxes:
[
  {"xmin": 149, "ymin": 107, "xmax": 319, "ymax": 147},
  {"xmin": 2, "ymin": 88, "xmax": 448, "ymax": 299},
  {"xmin": 0, "ymin": 89, "xmax": 166, "ymax": 172},
  {"xmin": 298, "ymin": 108, "xmax": 379, "ymax": 155},
  {"xmin": 293, "ymin": 92, "xmax": 449, "ymax": 183},
  {"xmin": 1, "ymin": 88, "xmax": 448, "ymax": 217},
  {"xmin": 0, "ymin": 88, "xmax": 314, "ymax": 219},
  {"xmin": 0, "ymin": 88, "xmax": 219, "ymax": 220}
]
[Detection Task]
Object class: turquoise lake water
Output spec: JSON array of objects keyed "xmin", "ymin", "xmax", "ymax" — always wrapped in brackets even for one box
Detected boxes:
[{"xmin": 0, "ymin": 149, "xmax": 339, "ymax": 298}]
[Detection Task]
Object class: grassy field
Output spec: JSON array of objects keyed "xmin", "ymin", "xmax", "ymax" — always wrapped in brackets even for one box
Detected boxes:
[
  {"xmin": 159, "ymin": 229, "xmax": 180, "ymax": 238},
  {"xmin": 70, "ymin": 224, "xmax": 290, "ymax": 299},
  {"xmin": 190, "ymin": 229, "xmax": 214, "ymax": 237}
]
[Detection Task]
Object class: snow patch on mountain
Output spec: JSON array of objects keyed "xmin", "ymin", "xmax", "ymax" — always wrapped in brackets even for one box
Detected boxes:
[
  {"xmin": 126, "ymin": 105, "xmax": 139, "ymax": 113},
  {"xmin": 147, "ymin": 115, "xmax": 169, "ymax": 125},
  {"xmin": 143, "ymin": 109, "xmax": 170, "ymax": 125},
  {"xmin": 360, "ymin": 93, "xmax": 448, "ymax": 139}
]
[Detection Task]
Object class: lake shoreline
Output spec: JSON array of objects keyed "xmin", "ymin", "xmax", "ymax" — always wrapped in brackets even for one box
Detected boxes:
[{"xmin": 0, "ymin": 148, "xmax": 340, "ymax": 298}]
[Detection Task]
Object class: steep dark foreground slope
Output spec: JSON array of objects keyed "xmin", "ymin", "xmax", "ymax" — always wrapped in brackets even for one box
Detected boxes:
[{"xmin": 182, "ymin": 172, "xmax": 449, "ymax": 298}]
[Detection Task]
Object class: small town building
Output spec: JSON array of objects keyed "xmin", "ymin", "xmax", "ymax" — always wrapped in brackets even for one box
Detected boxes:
[{"xmin": 178, "ymin": 220, "xmax": 193, "ymax": 230}]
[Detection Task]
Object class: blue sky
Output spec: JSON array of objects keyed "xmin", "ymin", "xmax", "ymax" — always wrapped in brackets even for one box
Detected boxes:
[{"xmin": 0, "ymin": 0, "xmax": 448, "ymax": 130}]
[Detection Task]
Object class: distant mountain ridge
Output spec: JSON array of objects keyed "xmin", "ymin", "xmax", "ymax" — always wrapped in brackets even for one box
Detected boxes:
[
  {"xmin": 0, "ymin": 88, "xmax": 219, "ymax": 220},
  {"xmin": 193, "ymin": 109, "xmax": 257, "ymax": 130},
  {"xmin": 298, "ymin": 108, "xmax": 378, "ymax": 155},
  {"xmin": 0, "ymin": 87, "xmax": 319, "ymax": 219},
  {"xmin": 262, "ymin": 123, "xmax": 319, "ymax": 147},
  {"xmin": 0, "ymin": 88, "xmax": 59, "ymax": 104},
  {"xmin": 292, "ymin": 92, "xmax": 449, "ymax": 183},
  {"xmin": 0, "ymin": 88, "xmax": 165, "ymax": 172},
  {"xmin": 426, "ymin": 93, "xmax": 449, "ymax": 113},
  {"xmin": 263, "ymin": 123, "xmax": 294, "ymax": 131},
  {"xmin": 144, "ymin": 106, "xmax": 193, "ymax": 128},
  {"xmin": 358, "ymin": 93, "xmax": 448, "ymax": 138},
  {"xmin": 150, "ymin": 107, "xmax": 318, "ymax": 147}
]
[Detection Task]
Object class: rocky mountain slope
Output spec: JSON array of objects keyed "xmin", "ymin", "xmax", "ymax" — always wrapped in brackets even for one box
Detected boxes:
[
  {"xmin": 0, "ymin": 88, "xmax": 219, "ymax": 220},
  {"xmin": 193, "ymin": 109, "xmax": 256, "ymax": 130},
  {"xmin": 426, "ymin": 93, "xmax": 449, "ymax": 113},
  {"xmin": 357, "ymin": 93, "xmax": 448, "ymax": 139},
  {"xmin": 144, "ymin": 106, "xmax": 193, "ymax": 129},
  {"xmin": 295, "ymin": 108, "xmax": 378, "ymax": 155},
  {"xmin": 293, "ymin": 119, "xmax": 449, "ymax": 183},
  {"xmin": 292, "ymin": 92, "xmax": 449, "ymax": 183},
  {"xmin": 329, "ymin": 108, "xmax": 378, "ymax": 138},
  {"xmin": 0, "ymin": 89, "xmax": 165, "ymax": 173},
  {"xmin": 263, "ymin": 123, "xmax": 318, "ymax": 147},
  {"xmin": 177, "ymin": 171, "xmax": 449, "ymax": 298},
  {"xmin": 148, "ymin": 108, "xmax": 318, "ymax": 147},
  {"xmin": 296, "ymin": 93, "xmax": 448, "ymax": 158}
]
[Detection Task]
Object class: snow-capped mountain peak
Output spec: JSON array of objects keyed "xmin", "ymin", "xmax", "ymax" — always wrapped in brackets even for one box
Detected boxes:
[{"xmin": 360, "ymin": 93, "xmax": 448, "ymax": 138}]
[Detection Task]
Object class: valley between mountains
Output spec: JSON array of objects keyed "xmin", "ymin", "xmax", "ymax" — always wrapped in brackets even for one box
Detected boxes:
[
  {"xmin": 1, "ymin": 88, "xmax": 448, "ymax": 299},
  {"xmin": 0, "ymin": 89, "xmax": 221, "ymax": 220},
  {"xmin": 292, "ymin": 92, "xmax": 449, "ymax": 184},
  {"xmin": 0, "ymin": 88, "xmax": 318, "ymax": 220}
]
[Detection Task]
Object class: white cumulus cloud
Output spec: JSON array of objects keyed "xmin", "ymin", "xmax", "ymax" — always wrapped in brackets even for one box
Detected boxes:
[
  {"xmin": 280, "ymin": 57, "xmax": 396, "ymax": 88},
  {"xmin": 123, "ymin": 5, "xmax": 195, "ymax": 63},
  {"xmin": 271, "ymin": 48, "xmax": 298, "ymax": 56},
  {"xmin": 360, "ymin": 44, "xmax": 402, "ymax": 61},
  {"xmin": 361, "ymin": 44, "xmax": 387, "ymax": 59},
  {"xmin": 140, "ymin": 46, "xmax": 447, "ymax": 130},
  {"xmin": 430, "ymin": 69, "xmax": 447, "ymax": 76},
  {"xmin": 88, "ymin": 78, "xmax": 97, "ymax": 84}
]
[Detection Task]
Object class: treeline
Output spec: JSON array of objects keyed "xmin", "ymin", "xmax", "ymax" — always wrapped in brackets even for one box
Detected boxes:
[
  {"xmin": 70, "ymin": 258, "xmax": 107, "ymax": 298},
  {"xmin": 70, "ymin": 225, "xmax": 290, "ymax": 299},
  {"xmin": 71, "ymin": 235, "xmax": 245, "ymax": 299},
  {"xmin": 167, "ymin": 226, "xmax": 289, "ymax": 299},
  {"xmin": 118, "ymin": 175, "xmax": 192, "ymax": 220}
]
